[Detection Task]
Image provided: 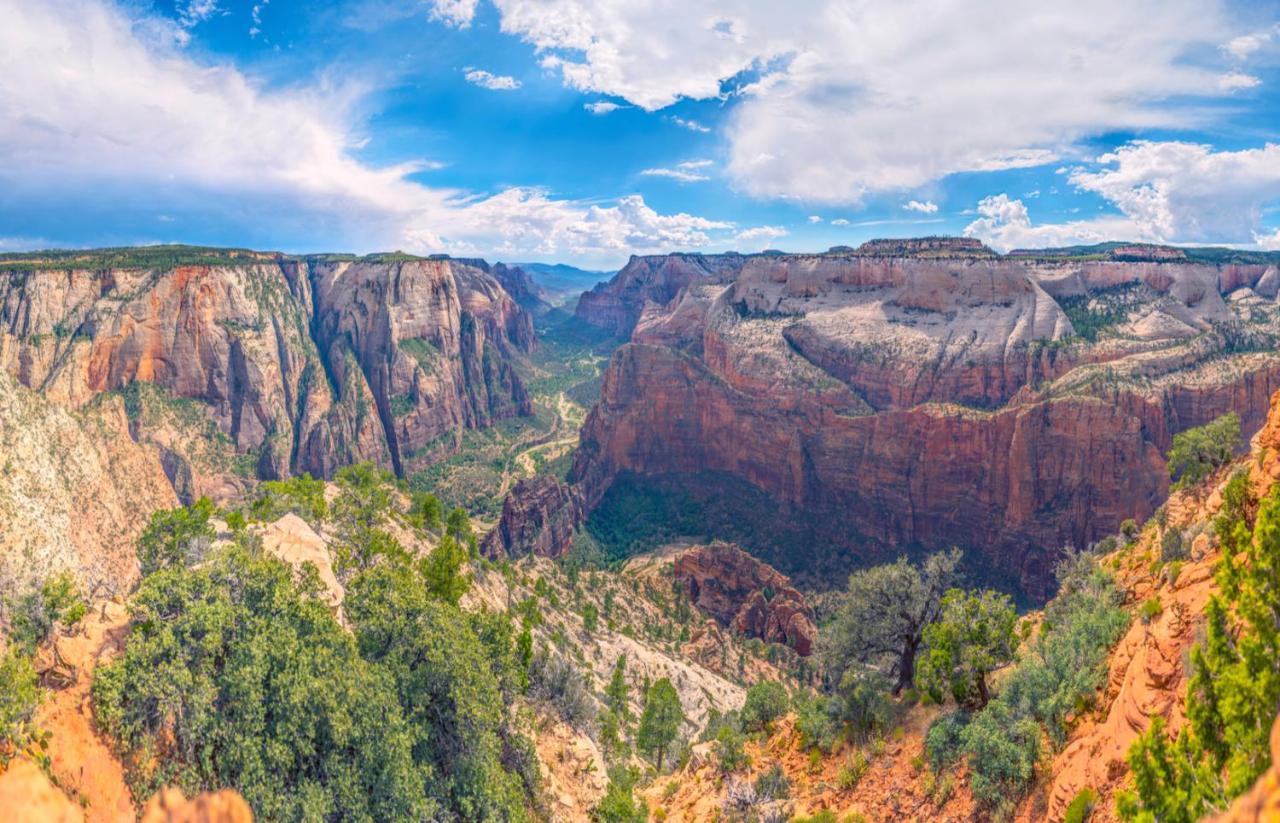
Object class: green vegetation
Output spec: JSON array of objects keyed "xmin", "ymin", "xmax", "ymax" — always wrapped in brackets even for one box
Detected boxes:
[
  {"xmin": 592, "ymin": 766, "xmax": 648, "ymax": 823},
  {"xmin": 740, "ymin": 680, "xmax": 788, "ymax": 732},
  {"xmin": 1057, "ymin": 283, "xmax": 1145, "ymax": 342},
  {"xmin": 248, "ymin": 473, "xmax": 328, "ymax": 523},
  {"xmin": 916, "ymin": 589, "xmax": 1018, "ymax": 710},
  {"xmin": 136, "ymin": 496, "xmax": 216, "ymax": 575},
  {"xmin": 1065, "ymin": 787, "xmax": 1098, "ymax": 823},
  {"xmin": 1118, "ymin": 472, "xmax": 1280, "ymax": 822},
  {"xmin": 0, "ymin": 649, "xmax": 41, "ymax": 765},
  {"xmin": 1167, "ymin": 413, "xmax": 1241, "ymax": 489},
  {"xmin": 96, "ymin": 489, "xmax": 539, "ymax": 822},
  {"xmin": 715, "ymin": 725, "xmax": 750, "ymax": 772},
  {"xmin": 0, "ymin": 244, "xmax": 274, "ymax": 272},
  {"xmin": 6, "ymin": 571, "xmax": 88, "ymax": 652},
  {"xmin": 822, "ymin": 550, "xmax": 962, "ymax": 694},
  {"xmin": 636, "ymin": 677, "xmax": 684, "ymax": 771}
]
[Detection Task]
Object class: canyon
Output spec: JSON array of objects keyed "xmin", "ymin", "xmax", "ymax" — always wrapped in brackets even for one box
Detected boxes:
[
  {"xmin": 0, "ymin": 248, "xmax": 536, "ymax": 502},
  {"xmin": 496, "ymin": 239, "xmax": 1280, "ymax": 596}
]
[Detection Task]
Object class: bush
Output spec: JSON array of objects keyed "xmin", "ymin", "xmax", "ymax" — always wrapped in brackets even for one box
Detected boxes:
[
  {"xmin": 741, "ymin": 680, "xmax": 788, "ymax": 732},
  {"xmin": 0, "ymin": 649, "xmax": 40, "ymax": 764},
  {"xmin": 136, "ymin": 498, "xmax": 215, "ymax": 575},
  {"xmin": 249, "ymin": 474, "xmax": 327, "ymax": 523},
  {"xmin": 1120, "ymin": 519, "xmax": 1139, "ymax": 539},
  {"xmin": 592, "ymin": 766, "xmax": 648, "ymax": 823},
  {"xmin": 529, "ymin": 650, "xmax": 597, "ymax": 729},
  {"xmin": 754, "ymin": 763, "xmax": 790, "ymax": 800},
  {"xmin": 793, "ymin": 692, "xmax": 841, "ymax": 753},
  {"xmin": 836, "ymin": 750, "xmax": 868, "ymax": 790},
  {"xmin": 407, "ymin": 490, "xmax": 443, "ymax": 531},
  {"xmin": 1139, "ymin": 597, "xmax": 1163, "ymax": 624},
  {"xmin": 636, "ymin": 678, "xmax": 685, "ymax": 771},
  {"xmin": 916, "ymin": 589, "xmax": 1018, "ymax": 710},
  {"xmin": 93, "ymin": 549, "xmax": 432, "ymax": 820},
  {"xmin": 924, "ymin": 711, "xmax": 969, "ymax": 771},
  {"xmin": 1160, "ymin": 528, "xmax": 1187, "ymax": 563},
  {"xmin": 715, "ymin": 725, "xmax": 750, "ymax": 772},
  {"xmin": 7, "ymin": 572, "xmax": 87, "ymax": 651},
  {"xmin": 1064, "ymin": 786, "xmax": 1098, "ymax": 823},
  {"xmin": 961, "ymin": 701, "xmax": 1041, "ymax": 808},
  {"xmin": 834, "ymin": 668, "xmax": 891, "ymax": 741},
  {"xmin": 1167, "ymin": 413, "xmax": 1240, "ymax": 489}
]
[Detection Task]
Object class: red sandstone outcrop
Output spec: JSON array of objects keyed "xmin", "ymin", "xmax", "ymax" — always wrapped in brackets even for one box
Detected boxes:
[
  {"xmin": 672, "ymin": 543, "xmax": 817, "ymax": 655},
  {"xmin": 0, "ymin": 252, "xmax": 535, "ymax": 497},
  {"xmin": 482, "ymin": 476, "xmax": 584, "ymax": 560}
]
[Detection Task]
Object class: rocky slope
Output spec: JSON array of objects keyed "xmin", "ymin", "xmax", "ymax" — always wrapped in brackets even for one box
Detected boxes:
[
  {"xmin": 0, "ymin": 248, "xmax": 535, "ymax": 500},
  {"xmin": 514, "ymin": 239, "xmax": 1280, "ymax": 596}
]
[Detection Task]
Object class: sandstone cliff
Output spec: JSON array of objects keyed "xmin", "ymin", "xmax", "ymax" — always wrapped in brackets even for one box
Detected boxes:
[
  {"xmin": 545, "ymin": 240, "xmax": 1280, "ymax": 595},
  {"xmin": 0, "ymin": 249, "xmax": 535, "ymax": 499}
]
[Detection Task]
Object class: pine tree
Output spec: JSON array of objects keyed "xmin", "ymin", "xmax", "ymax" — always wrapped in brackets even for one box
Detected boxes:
[
  {"xmin": 605, "ymin": 655, "xmax": 631, "ymax": 727},
  {"xmin": 636, "ymin": 678, "xmax": 684, "ymax": 771}
]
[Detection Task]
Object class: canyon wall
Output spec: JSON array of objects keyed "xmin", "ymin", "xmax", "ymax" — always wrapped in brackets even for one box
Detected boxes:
[
  {"xmin": 512, "ymin": 241, "xmax": 1280, "ymax": 595},
  {"xmin": 0, "ymin": 253, "xmax": 535, "ymax": 500}
]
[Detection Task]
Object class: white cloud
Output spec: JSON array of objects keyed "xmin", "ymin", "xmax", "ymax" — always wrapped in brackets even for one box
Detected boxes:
[
  {"xmin": 464, "ymin": 68, "xmax": 522, "ymax": 90},
  {"xmin": 1223, "ymin": 26, "xmax": 1278, "ymax": 60},
  {"xmin": 965, "ymin": 141, "xmax": 1280, "ymax": 250},
  {"xmin": 640, "ymin": 168, "xmax": 708, "ymax": 183},
  {"xmin": 1255, "ymin": 228, "xmax": 1280, "ymax": 251},
  {"xmin": 903, "ymin": 200, "xmax": 938, "ymax": 214},
  {"xmin": 668, "ymin": 116, "xmax": 710, "ymax": 133},
  {"xmin": 177, "ymin": 0, "xmax": 219, "ymax": 29},
  {"xmin": 584, "ymin": 101, "xmax": 623, "ymax": 114},
  {"xmin": 830, "ymin": 218, "xmax": 849, "ymax": 226},
  {"xmin": 429, "ymin": 0, "xmax": 479, "ymax": 28},
  {"xmin": 489, "ymin": 0, "xmax": 1242, "ymax": 204},
  {"xmin": 734, "ymin": 225, "xmax": 787, "ymax": 248},
  {"xmin": 1218, "ymin": 71, "xmax": 1261, "ymax": 92},
  {"xmin": 0, "ymin": 0, "xmax": 742, "ymax": 266},
  {"xmin": 807, "ymin": 215, "xmax": 821, "ymax": 223}
]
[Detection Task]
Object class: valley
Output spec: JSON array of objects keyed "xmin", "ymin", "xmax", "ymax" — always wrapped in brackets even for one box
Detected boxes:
[{"xmin": 4, "ymin": 239, "xmax": 1280, "ymax": 823}]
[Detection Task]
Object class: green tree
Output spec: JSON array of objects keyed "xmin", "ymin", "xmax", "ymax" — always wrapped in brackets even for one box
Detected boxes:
[
  {"xmin": 605, "ymin": 655, "xmax": 631, "ymax": 727},
  {"xmin": 715, "ymin": 725, "xmax": 750, "ymax": 772},
  {"xmin": 592, "ymin": 766, "xmax": 648, "ymax": 823},
  {"xmin": 8, "ymin": 571, "xmax": 88, "ymax": 651},
  {"xmin": 332, "ymin": 462, "xmax": 393, "ymax": 537},
  {"xmin": 741, "ymin": 680, "xmax": 788, "ymax": 732},
  {"xmin": 1167, "ymin": 413, "xmax": 1241, "ymax": 489},
  {"xmin": 636, "ymin": 678, "xmax": 684, "ymax": 771},
  {"xmin": 1120, "ymin": 481, "xmax": 1280, "ymax": 821},
  {"xmin": 92, "ymin": 547, "xmax": 431, "ymax": 820},
  {"xmin": 916, "ymin": 589, "xmax": 1018, "ymax": 710},
  {"xmin": 136, "ymin": 498, "xmax": 215, "ymax": 575},
  {"xmin": 248, "ymin": 473, "xmax": 327, "ymax": 523},
  {"xmin": 822, "ymin": 549, "xmax": 962, "ymax": 694},
  {"xmin": 408, "ymin": 490, "xmax": 444, "ymax": 531},
  {"xmin": 420, "ymin": 534, "xmax": 471, "ymax": 606}
]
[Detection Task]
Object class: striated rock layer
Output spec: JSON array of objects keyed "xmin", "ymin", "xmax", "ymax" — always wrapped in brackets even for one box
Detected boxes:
[
  {"xmin": 0, "ymin": 251, "xmax": 535, "ymax": 499},
  {"xmin": 537, "ymin": 240, "xmax": 1280, "ymax": 595}
]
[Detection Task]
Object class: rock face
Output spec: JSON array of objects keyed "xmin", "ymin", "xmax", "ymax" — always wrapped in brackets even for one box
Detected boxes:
[
  {"xmin": 672, "ymin": 543, "xmax": 817, "ymax": 655},
  {"xmin": 0, "ymin": 251, "xmax": 535, "ymax": 498},
  {"xmin": 482, "ymin": 476, "xmax": 584, "ymax": 560},
  {"xmin": 552, "ymin": 241, "xmax": 1280, "ymax": 595}
]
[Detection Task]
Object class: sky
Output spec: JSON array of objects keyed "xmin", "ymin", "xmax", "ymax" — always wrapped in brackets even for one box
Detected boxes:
[{"xmin": 1, "ymin": 0, "xmax": 1278, "ymax": 268}]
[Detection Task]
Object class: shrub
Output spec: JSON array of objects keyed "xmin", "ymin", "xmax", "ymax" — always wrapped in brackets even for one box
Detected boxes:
[
  {"xmin": 0, "ymin": 649, "xmax": 40, "ymax": 764},
  {"xmin": 529, "ymin": 650, "xmax": 597, "ymax": 730},
  {"xmin": 960, "ymin": 701, "xmax": 1041, "ymax": 808},
  {"xmin": 715, "ymin": 725, "xmax": 750, "ymax": 772},
  {"xmin": 835, "ymin": 668, "xmax": 891, "ymax": 740},
  {"xmin": 1160, "ymin": 528, "xmax": 1187, "ymax": 563},
  {"xmin": 753, "ymin": 763, "xmax": 790, "ymax": 800},
  {"xmin": 1139, "ymin": 597, "xmax": 1163, "ymax": 624},
  {"xmin": 836, "ymin": 750, "xmax": 868, "ymax": 790},
  {"xmin": 420, "ymin": 534, "xmax": 471, "ymax": 606},
  {"xmin": 924, "ymin": 711, "xmax": 969, "ymax": 771},
  {"xmin": 916, "ymin": 589, "xmax": 1018, "ymax": 710},
  {"xmin": 1120, "ymin": 518, "xmax": 1139, "ymax": 539},
  {"xmin": 1167, "ymin": 413, "xmax": 1240, "ymax": 489},
  {"xmin": 7, "ymin": 571, "xmax": 87, "ymax": 651},
  {"xmin": 249, "ymin": 473, "xmax": 327, "ymax": 523},
  {"xmin": 592, "ymin": 766, "xmax": 648, "ymax": 823},
  {"xmin": 406, "ymin": 490, "xmax": 443, "ymax": 531},
  {"xmin": 136, "ymin": 498, "xmax": 215, "ymax": 575},
  {"xmin": 1064, "ymin": 786, "xmax": 1098, "ymax": 823},
  {"xmin": 741, "ymin": 680, "xmax": 788, "ymax": 732},
  {"xmin": 793, "ymin": 692, "xmax": 841, "ymax": 753}
]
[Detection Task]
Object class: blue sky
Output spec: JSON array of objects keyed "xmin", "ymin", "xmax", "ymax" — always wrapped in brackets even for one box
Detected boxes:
[{"xmin": 1, "ymin": 0, "xmax": 1278, "ymax": 268}]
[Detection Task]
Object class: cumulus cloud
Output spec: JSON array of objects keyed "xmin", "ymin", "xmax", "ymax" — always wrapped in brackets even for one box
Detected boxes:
[
  {"xmin": 177, "ymin": 0, "xmax": 219, "ymax": 29},
  {"xmin": 584, "ymin": 101, "xmax": 623, "ymax": 114},
  {"xmin": 464, "ymin": 68, "xmax": 522, "ymax": 90},
  {"xmin": 807, "ymin": 215, "xmax": 821, "ymax": 223},
  {"xmin": 734, "ymin": 225, "xmax": 788, "ymax": 248},
  {"xmin": 1256, "ymin": 228, "xmax": 1280, "ymax": 251},
  {"xmin": 1223, "ymin": 26, "xmax": 1278, "ymax": 60},
  {"xmin": 0, "ymin": 0, "xmax": 744, "ymax": 266},
  {"xmin": 830, "ymin": 218, "xmax": 849, "ymax": 226},
  {"xmin": 965, "ymin": 141, "xmax": 1280, "ymax": 250},
  {"xmin": 1218, "ymin": 71, "xmax": 1262, "ymax": 92},
  {"xmin": 429, "ymin": 0, "xmax": 479, "ymax": 28},
  {"xmin": 668, "ymin": 116, "xmax": 710, "ymax": 133},
  {"xmin": 903, "ymin": 200, "xmax": 938, "ymax": 214},
  {"xmin": 484, "ymin": 0, "xmax": 1243, "ymax": 204}
]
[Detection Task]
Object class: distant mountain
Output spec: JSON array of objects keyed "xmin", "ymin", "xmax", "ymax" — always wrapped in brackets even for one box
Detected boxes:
[{"xmin": 509, "ymin": 262, "xmax": 613, "ymax": 305}]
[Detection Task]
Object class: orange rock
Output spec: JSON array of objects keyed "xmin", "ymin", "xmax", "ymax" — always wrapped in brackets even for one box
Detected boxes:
[
  {"xmin": 0, "ymin": 760, "xmax": 84, "ymax": 822},
  {"xmin": 140, "ymin": 788, "xmax": 253, "ymax": 823}
]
